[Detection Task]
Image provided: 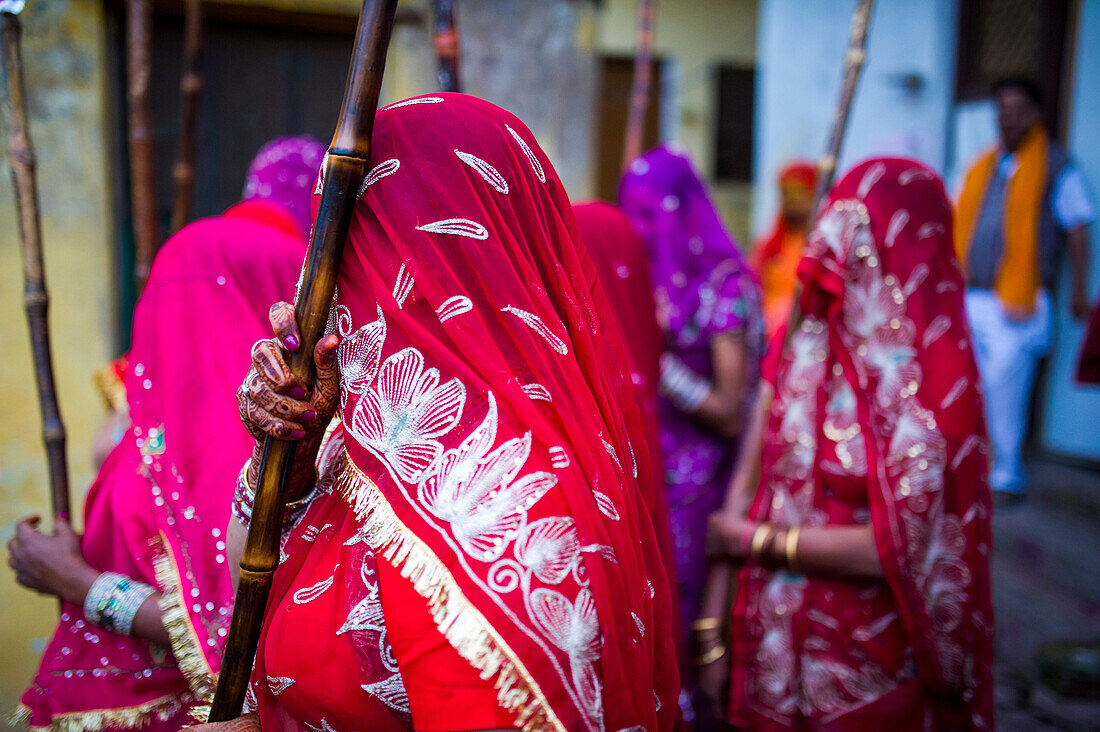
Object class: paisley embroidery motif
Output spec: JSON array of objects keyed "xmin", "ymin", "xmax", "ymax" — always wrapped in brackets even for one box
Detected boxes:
[
  {"xmin": 505, "ymin": 124, "xmax": 546, "ymax": 183},
  {"xmin": 501, "ymin": 305, "xmax": 569, "ymax": 355},
  {"xmin": 416, "ymin": 218, "xmax": 490, "ymax": 240},
  {"xmin": 358, "ymin": 158, "xmax": 400, "ymax": 199},
  {"xmin": 436, "ymin": 295, "xmax": 473, "ymax": 323},
  {"xmin": 454, "ymin": 149, "xmax": 510, "ymax": 194}
]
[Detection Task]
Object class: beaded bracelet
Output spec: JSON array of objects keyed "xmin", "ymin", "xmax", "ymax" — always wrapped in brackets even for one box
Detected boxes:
[
  {"xmin": 232, "ymin": 458, "xmax": 255, "ymax": 528},
  {"xmin": 84, "ymin": 572, "xmax": 155, "ymax": 636},
  {"xmin": 232, "ymin": 457, "xmax": 318, "ymax": 531}
]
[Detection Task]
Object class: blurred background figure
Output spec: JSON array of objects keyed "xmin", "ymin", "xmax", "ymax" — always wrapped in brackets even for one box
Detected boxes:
[
  {"xmin": 709, "ymin": 157, "xmax": 994, "ymax": 730},
  {"xmin": 619, "ymin": 144, "xmax": 764, "ymax": 724},
  {"xmin": 751, "ymin": 160, "xmax": 816, "ymax": 338},
  {"xmin": 955, "ymin": 77, "xmax": 1094, "ymax": 504},
  {"xmin": 8, "ymin": 138, "xmax": 319, "ymax": 730}
]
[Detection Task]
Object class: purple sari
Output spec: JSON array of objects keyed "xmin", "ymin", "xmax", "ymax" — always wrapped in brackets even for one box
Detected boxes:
[{"xmin": 618, "ymin": 145, "xmax": 764, "ymax": 639}]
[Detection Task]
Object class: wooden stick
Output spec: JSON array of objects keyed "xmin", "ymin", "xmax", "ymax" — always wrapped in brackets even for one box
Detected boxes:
[
  {"xmin": 780, "ymin": 0, "xmax": 874, "ymax": 348},
  {"xmin": 206, "ymin": 0, "xmax": 398, "ymax": 719},
  {"xmin": 127, "ymin": 0, "xmax": 158, "ymax": 291},
  {"xmin": 169, "ymin": 0, "xmax": 203, "ymax": 232},
  {"xmin": 622, "ymin": 0, "xmax": 656, "ymax": 169},
  {"xmin": 1, "ymin": 8, "xmax": 72, "ymax": 524},
  {"xmin": 1, "ymin": 8, "xmax": 70, "ymax": 617},
  {"xmin": 432, "ymin": 0, "xmax": 459, "ymax": 93}
]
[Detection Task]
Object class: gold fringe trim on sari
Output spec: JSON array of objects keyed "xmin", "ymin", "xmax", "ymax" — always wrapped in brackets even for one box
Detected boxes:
[
  {"xmin": 338, "ymin": 455, "xmax": 566, "ymax": 732},
  {"xmin": 152, "ymin": 538, "xmax": 217, "ymax": 707},
  {"xmin": 8, "ymin": 693, "xmax": 182, "ymax": 732}
]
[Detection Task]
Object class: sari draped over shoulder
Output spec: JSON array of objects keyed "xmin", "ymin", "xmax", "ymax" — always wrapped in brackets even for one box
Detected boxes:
[
  {"xmin": 248, "ymin": 94, "xmax": 679, "ymax": 732},
  {"xmin": 730, "ymin": 158, "xmax": 994, "ymax": 730},
  {"xmin": 18, "ymin": 201, "xmax": 308, "ymax": 730}
]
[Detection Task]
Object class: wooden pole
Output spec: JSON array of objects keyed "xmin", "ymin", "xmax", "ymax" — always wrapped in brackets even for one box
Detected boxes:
[
  {"xmin": 127, "ymin": 0, "xmax": 158, "ymax": 291},
  {"xmin": 169, "ymin": 0, "xmax": 202, "ymax": 232},
  {"xmin": 622, "ymin": 0, "xmax": 655, "ymax": 170},
  {"xmin": 780, "ymin": 0, "xmax": 874, "ymax": 347},
  {"xmin": 1, "ymin": 7, "xmax": 72, "ymax": 523},
  {"xmin": 432, "ymin": 0, "xmax": 459, "ymax": 93},
  {"xmin": 206, "ymin": 0, "xmax": 398, "ymax": 719}
]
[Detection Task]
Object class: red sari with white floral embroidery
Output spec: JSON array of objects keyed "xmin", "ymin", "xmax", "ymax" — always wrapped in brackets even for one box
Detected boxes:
[
  {"xmin": 246, "ymin": 94, "xmax": 680, "ymax": 732},
  {"xmin": 729, "ymin": 158, "xmax": 994, "ymax": 730}
]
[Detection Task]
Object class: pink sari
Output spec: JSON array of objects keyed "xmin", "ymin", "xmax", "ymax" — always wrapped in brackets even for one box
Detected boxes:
[
  {"xmin": 18, "ymin": 201, "xmax": 306, "ymax": 730},
  {"xmin": 730, "ymin": 158, "xmax": 994, "ymax": 730},
  {"xmin": 247, "ymin": 94, "xmax": 680, "ymax": 731}
]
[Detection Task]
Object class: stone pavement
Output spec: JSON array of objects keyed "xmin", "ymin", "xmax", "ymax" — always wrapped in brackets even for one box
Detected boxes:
[{"xmin": 994, "ymin": 459, "xmax": 1100, "ymax": 730}]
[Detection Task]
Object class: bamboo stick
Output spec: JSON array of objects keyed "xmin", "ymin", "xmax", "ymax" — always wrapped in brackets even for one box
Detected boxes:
[
  {"xmin": 127, "ymin": 0, "xmax": 158, "ymax": 291},
  {"xmin": 1, "ymin": 6, "xmax": 72, "ymax": 524},
  {"xmin": 207, "ymin": 0, "xmax": 398, "ymax": 719},
  {"xmin": 622, "ymin": 0, "xmax": 655, "ymax": 170},
  {"xmin": 780, "ymin": 0, "xmax": 874, "ymax": 347},
  {"xmin": 169, "ymin": 0, "xmax": 202, "ymax": 232},
  {"xmin": 432, "ymin": 0, "xmax": 459, "ymax": 93}
]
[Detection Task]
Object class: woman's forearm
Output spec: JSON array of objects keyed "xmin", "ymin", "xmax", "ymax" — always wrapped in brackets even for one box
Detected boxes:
[{"xmin": 766, "ymin": 523, "xmax": 883, "ymax": 580}]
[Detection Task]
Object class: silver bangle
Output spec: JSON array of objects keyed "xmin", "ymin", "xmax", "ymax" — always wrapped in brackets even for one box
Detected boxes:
[
  {"xmin": 659, "ymin": 352, "xmax": 711, "ymax": 412},
  {"xmin": 83, "ymin": 572, "xmax": 155, "ymax": 636}
]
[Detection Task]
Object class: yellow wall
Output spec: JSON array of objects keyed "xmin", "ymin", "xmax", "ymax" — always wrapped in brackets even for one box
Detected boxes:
[
  {"xmin": 594, "ymin": 0, "xmax": 759, "ymax": 246},
  {"xmin": 0, "ymin": 0, "xmax": 114, "ymax": 712}
]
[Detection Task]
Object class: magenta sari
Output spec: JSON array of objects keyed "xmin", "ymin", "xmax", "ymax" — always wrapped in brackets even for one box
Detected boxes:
[{"xmin": 17, "ymin": 200, "xmax": 306, "ymax": 730}]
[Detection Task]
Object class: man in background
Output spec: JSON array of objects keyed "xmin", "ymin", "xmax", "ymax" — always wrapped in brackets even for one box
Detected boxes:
[{"xmin": 955, "ymin": 76, "xmax": 1093, "ymax": 505}]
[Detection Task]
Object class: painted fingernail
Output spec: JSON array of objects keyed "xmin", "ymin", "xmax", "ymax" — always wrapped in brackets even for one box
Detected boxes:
[
  {"xmin": 291, "ymin": 429, "xmax": 306, "ymax": 439},
  {"xmin": 302, "ymin": 410, "xmax": 317, "ymax": 422},
  {"xmin": 283, "ymin": 335, "xmax": 300, "ymax": 351},
  {"xmin": 290, "ymin": 387, "xmax": 307, "ymax": 399}
]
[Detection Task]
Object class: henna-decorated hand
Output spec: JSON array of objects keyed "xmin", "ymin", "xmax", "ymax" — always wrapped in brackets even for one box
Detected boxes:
[
  {"xmin": 237, "ymin": 301, "xmax": 341, "ymax": 498},
  {"xmin": 8, "ymin": 517, "xmax": 98, "ymax": 605}
]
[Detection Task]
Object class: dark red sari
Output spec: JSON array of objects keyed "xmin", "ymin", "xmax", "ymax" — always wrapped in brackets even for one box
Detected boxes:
[{"xmin": 730, "ymin": 158, "xmax": 994, "ymax": 730}]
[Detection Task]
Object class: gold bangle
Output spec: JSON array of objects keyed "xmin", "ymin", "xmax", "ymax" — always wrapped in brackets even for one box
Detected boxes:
[
  {"xmin": 785, "ymin": 526, "xmax": 801, "ymax": 574},
  {"xmin": 690, "ymin": 617, "xmax": 723, "ymax": 632},
  {"xmin": 749, "ymin": 522, "xmax": 771, "ymax": 563},
  {"xmin": 694, "ymin": 643, "xmax": 728, "ymax": 666}
]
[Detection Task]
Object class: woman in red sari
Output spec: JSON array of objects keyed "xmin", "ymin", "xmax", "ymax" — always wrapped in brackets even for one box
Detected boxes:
[
  {"xmin": 208, "ymin": 94, "xmax": 679, "ymax": 731},
  {"xmin": 705, "ymin": 158, "xmax": 994, "ymax": 729},
  {"xmin": 8, "ymin": 138, "xmax": 320, "ymax": 730}
]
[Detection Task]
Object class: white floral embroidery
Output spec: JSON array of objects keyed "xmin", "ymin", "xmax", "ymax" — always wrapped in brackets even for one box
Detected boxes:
[
  {"xmin": 514, "ymin": 516, "xmax": 582, "ymax": 584},
  {"xmin": 922, "ymin": 314, "xmax": 952, "ymax": 348},
  {"xmin": 267, "ymin": 676, "xmax": 295, "ymax": 696},
  {"xmin": 436, "ymin": 295, "xmax": 473, "ymax": 323},
  {"xmin": 418, "ymin": 394, "xmax": 558, "ymax": 561},
  {"xmin": 530, "ymin": 588, "xmax": 602, "ymax": 719},
  {"xmin": 337, "ymin": 562, "xmax": 386, "ymax": 635},
  {"xmin": 505, "ymin": 123, "xmax": 546, "ymax": 183},
  {"xmin": 361, "ymin": 673, "xmax": 411, "ymax": 715},
  {"xmin": 454, "ymin": 149, "xmax": 509, "ymax": 194},
  {"xmin": 338, "ymin": 306, "xmax": 386, "ymax": 396},
  {"xmin": 501, "ymin": 305, "xmax": 569, "ymax": 355},
  {"xmin": 416, "ymin": 218, "xmax": 489, "ymax": 240},
  {"xmin": 346, "ymin": 337, "xmax": 466, "ymax": 484}
]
